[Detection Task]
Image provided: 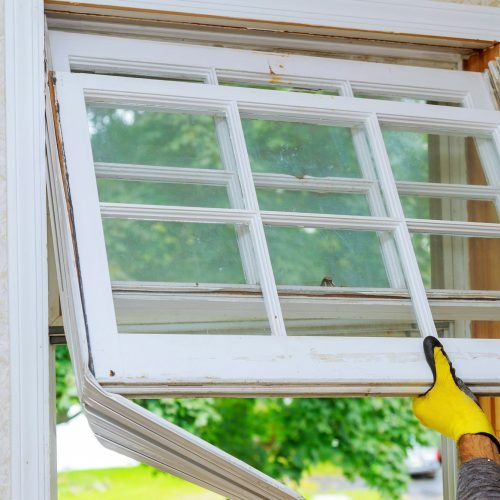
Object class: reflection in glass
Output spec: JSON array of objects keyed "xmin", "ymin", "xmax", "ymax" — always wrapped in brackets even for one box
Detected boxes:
[
  {"xmin": 243, "ymin": 119, "xmax": 361, "ymax": 178},
  {"xmin": 265, "ymin": 227, "xmax": 392, "ymax": 288},
  {"xmin": 220, "ymin": 80, "xmax": 338, "ymax": 95},
  {"xmin": 97, "ymin": 179, "xmax": 230, "ymax": 208},
  {"xmin": 257, "ymin": 189, "xmax": 370, "ymax": 215},
  {"xmin": 383, "ymin": 130, "xmax": 496, "ymax": 186},
  {"xmin": 400, "ymin": 196, "xmax": 499, "ymax": 223},
  {"xmin": 115, "ymin": 294, "xmax": 271, "ymax": 335},
  {"xmin": 283, "ymin": 319, "xmax": 422, "ymax": 337},
  {"xmin": 411, "ymin": 233, "xmax": 500, "ymax": 290},
  {"xmin": 87, "ymin": 105, "xmax": 223, "ymax": 169},
  {"xmin": 353, "ymin": 93, "xmax": 461, "ymax": 107},
  {"xmin": 103, "ymin": 220, "xmax": 246, "ymax": 283}
]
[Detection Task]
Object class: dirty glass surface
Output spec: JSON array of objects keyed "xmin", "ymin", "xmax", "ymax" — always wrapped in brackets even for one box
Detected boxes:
[{"xmin": 88, "ymin": 105, "xmax": 224, "ymax": 169}]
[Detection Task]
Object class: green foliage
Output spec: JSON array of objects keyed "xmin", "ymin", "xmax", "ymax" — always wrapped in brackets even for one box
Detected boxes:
[
  {"xmin": 55, "ymin": 345, "xmax": 80, "ymax": 424},
  {"xmin": 56, "ymin": 346, "xmax": 432, "ymax": 499}
]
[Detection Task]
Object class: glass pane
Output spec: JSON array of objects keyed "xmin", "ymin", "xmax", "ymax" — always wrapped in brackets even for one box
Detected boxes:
[
  {"xmin": 383, "ymin": 131, "xmax": 497, "ymax": 186},
  {"xmin": 265, "ymin": 227, "xmax": 397, "ymax": 288},
  {"xmin": 87, "ymin": 105, "xmax": 224, "ymax": 169},
  {"xmin": 353, "ymin": 93, "xmax": 461, "ymax": 106},
  {"xmin": 114, "ymin": 293, "xmax": 271, "ymax": 335},
  {"xmin": 437, "ymin": 321, "xmax": 500, "ymax": 339},
  {"xmin": 220, "ymin": 80, "xmax": 338, "ymax": 95},
  {"xmin": 103, "ymin": 220, "xmax": 246, "ymax": 283},
  {"xmin": 411, "ymin": 233, "xmax": 500, "ymax": 290},
  {"xmin": 282, "ymin": 318, "xmax": 421, "ymax": 337},
  {"xmin": 278, "ymin": 291, "xmax": 420, "ymax": 337},
  {"xmin": 257, "ymin": 189, "xmax": 370, "ymax": 215},
  {"xmin": 400, "ymin": 196, "xmax": 499, "ymax": 223},
  {"xmin": 243, "ymin": 119, "xmax": 362, "ymax": 178},
  {"xmin": 97, "ymin": 179, "xmax": 230, "ymax": 208}
]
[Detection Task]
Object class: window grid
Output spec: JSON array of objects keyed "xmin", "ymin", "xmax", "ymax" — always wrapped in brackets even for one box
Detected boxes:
[
  {"xmin": 76, "ymin": 73, "xmax": 500, "ymax": 341},
  {"xmin": 53, "ymin": 69, "xmax": 500, "ymax": 365},
  {"xmin": 225, "ymin": 101, "xmax": 287, "ymax": 336},
  {"xmin": 89, "ymin": 105, "xmax": 493, "ymax": 341}
]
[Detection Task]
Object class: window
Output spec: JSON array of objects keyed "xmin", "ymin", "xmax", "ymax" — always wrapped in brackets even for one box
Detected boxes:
[
  {"xmin": 47, "ymin": 30, "xmax": 500, "ymax": 498},
  {"xmin": 49, "ymin": 31, "xmax": 500, "ymax": 395}
]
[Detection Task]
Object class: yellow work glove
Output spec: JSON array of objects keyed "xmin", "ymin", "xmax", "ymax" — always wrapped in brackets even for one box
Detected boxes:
[{"xmin": 413, "ymin": 336, "xmax": 500, "ymax": 450}]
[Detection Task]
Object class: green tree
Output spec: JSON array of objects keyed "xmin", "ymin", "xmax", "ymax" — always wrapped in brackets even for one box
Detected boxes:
[{"xmin": 56, "ymin": 345, "xmax": 432, "ymax": 498}]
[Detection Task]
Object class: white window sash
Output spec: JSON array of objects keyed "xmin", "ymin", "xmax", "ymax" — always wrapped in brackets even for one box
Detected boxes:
[
  {"xmin": 49, "ymin": 31, "xmax": 495, "ymax": 109},
  {"xmin": 51, "ymin": 70, "xmax": 500, "ymax": 396}
]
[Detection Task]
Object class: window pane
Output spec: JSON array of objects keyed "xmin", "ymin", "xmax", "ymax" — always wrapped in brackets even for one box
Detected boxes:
[
  {"xmin": 87, "ymin": 105, "xmax": 224, "ymax": 169},
  {"xmin": 220, "ymin": 80, "xmax": 339, "ymax": 95},
  {"xmin": 103, "ymin": 220, "xmax": 246, "ymax": 283},
  {"xmin": 243, "ymin": 119, "xmax": 362, "ymax": 178},
  {"xmin": 411, "ymin": 233, "xmax": 500, "ymax": 290},
  {"xmin": 97, "ymin": 179, "xmax": 230, "ymax": 208},
  {"xmin": 353, "ymin": 93, "xmax": 461, "ymax": 106},
  {"xmin": 114, "ymin": 292, "xmax": 271, "ymax": 335},
  {"xmin": 435, "ymin": 320, "xmax": 500, "ymax": 339},
  {"xmin": 282, "ymin": 318, "xmax": 421, "ymax": 337},
  {"xmin": 400, "ymin": 196, "xmax": 499, "ymax": 223},
  {"xmin": 257, "ymin": 189, "xmax": 370, "ymax": 215},
  {"xmin": 383, "ymin": 131, "xmax": 497, "ymax": 186},
  {"xmin": 265, "ymin": 227, "xmax": 397, "ymax": 288}
]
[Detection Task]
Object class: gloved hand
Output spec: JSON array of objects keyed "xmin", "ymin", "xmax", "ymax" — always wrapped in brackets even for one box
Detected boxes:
[{"xmin": 413, "ymin": 336, "xmax": 500, "ymax": 451}]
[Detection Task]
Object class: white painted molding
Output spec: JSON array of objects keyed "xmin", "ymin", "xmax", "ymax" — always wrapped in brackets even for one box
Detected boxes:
[
  {"xmin": 44, "ymin": 0, "xmax": 500, "ymax": 47},
  {"xmin": 5, "ymin": 1, "xmax": 50, "ymax": 499}
]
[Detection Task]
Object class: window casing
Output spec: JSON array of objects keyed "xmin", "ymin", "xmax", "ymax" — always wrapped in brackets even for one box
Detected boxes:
[{"xmin": 49, "ymin": 31, "xmax": 500, "ymax": 398}]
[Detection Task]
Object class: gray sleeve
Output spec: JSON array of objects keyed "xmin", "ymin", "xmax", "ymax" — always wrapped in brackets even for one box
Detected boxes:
[{"xmin": 457, "ymin": 458, "xmax": 500, "ymax": 500}]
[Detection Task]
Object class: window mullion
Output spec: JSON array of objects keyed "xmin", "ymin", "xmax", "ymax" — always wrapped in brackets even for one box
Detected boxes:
[
  {"xmin": 351, "ymin": 126, "xmax": 405, "ymax": 288},
  {"xmin": 365, "ymin": 114, "xmax": 438, "ymax": 338},
  {"xmin": 342, "ymin": 83, "xmax": 405, "ymax": 288},
  {"xmin": 226, "ymin": 101, "xmax": 286, "ymax": 336},
  {"xmin": 206, "ymin": 69, "xmax": 261, "ymax": 285}
]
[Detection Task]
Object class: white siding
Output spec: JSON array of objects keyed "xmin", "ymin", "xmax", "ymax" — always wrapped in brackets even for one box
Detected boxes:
[{"xmin": 0, "ymin": 0, "xmax": 11, "ymax": 496}]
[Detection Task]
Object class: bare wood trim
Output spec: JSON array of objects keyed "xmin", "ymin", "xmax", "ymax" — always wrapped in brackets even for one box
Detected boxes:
[{"xmin": 465, "ymin": 43, "xmax": 500, "ymax": 73}]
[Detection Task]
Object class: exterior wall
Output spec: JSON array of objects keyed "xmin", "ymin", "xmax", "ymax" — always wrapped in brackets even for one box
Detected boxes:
[{"xmin": 0, "ymin": 0, "xmax": 10, "ymax": 496}]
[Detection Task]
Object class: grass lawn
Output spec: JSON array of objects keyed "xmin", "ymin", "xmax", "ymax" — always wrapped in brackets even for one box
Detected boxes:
[
  {"xmin": 58, "ymin": 464, "xmax": 381, "ymax": 500},
  {"xmin": 58, "ymin": 465, "xmax": 222, "ymax": 499}
]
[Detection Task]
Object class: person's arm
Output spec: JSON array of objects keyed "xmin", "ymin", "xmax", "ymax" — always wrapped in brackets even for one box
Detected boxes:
[
  {"xmin": 457, "ymin": 434, "xmax": 500, "ymax": 499},
  {"xmin": 413, "ymin": 337, "xmax": 500, "ymax": 499}
]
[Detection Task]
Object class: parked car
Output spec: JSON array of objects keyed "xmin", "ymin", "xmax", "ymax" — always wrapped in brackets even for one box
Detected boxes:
[{"xmin": 405, "ymin": 446, "xmax": 441, "ymax": 478}]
